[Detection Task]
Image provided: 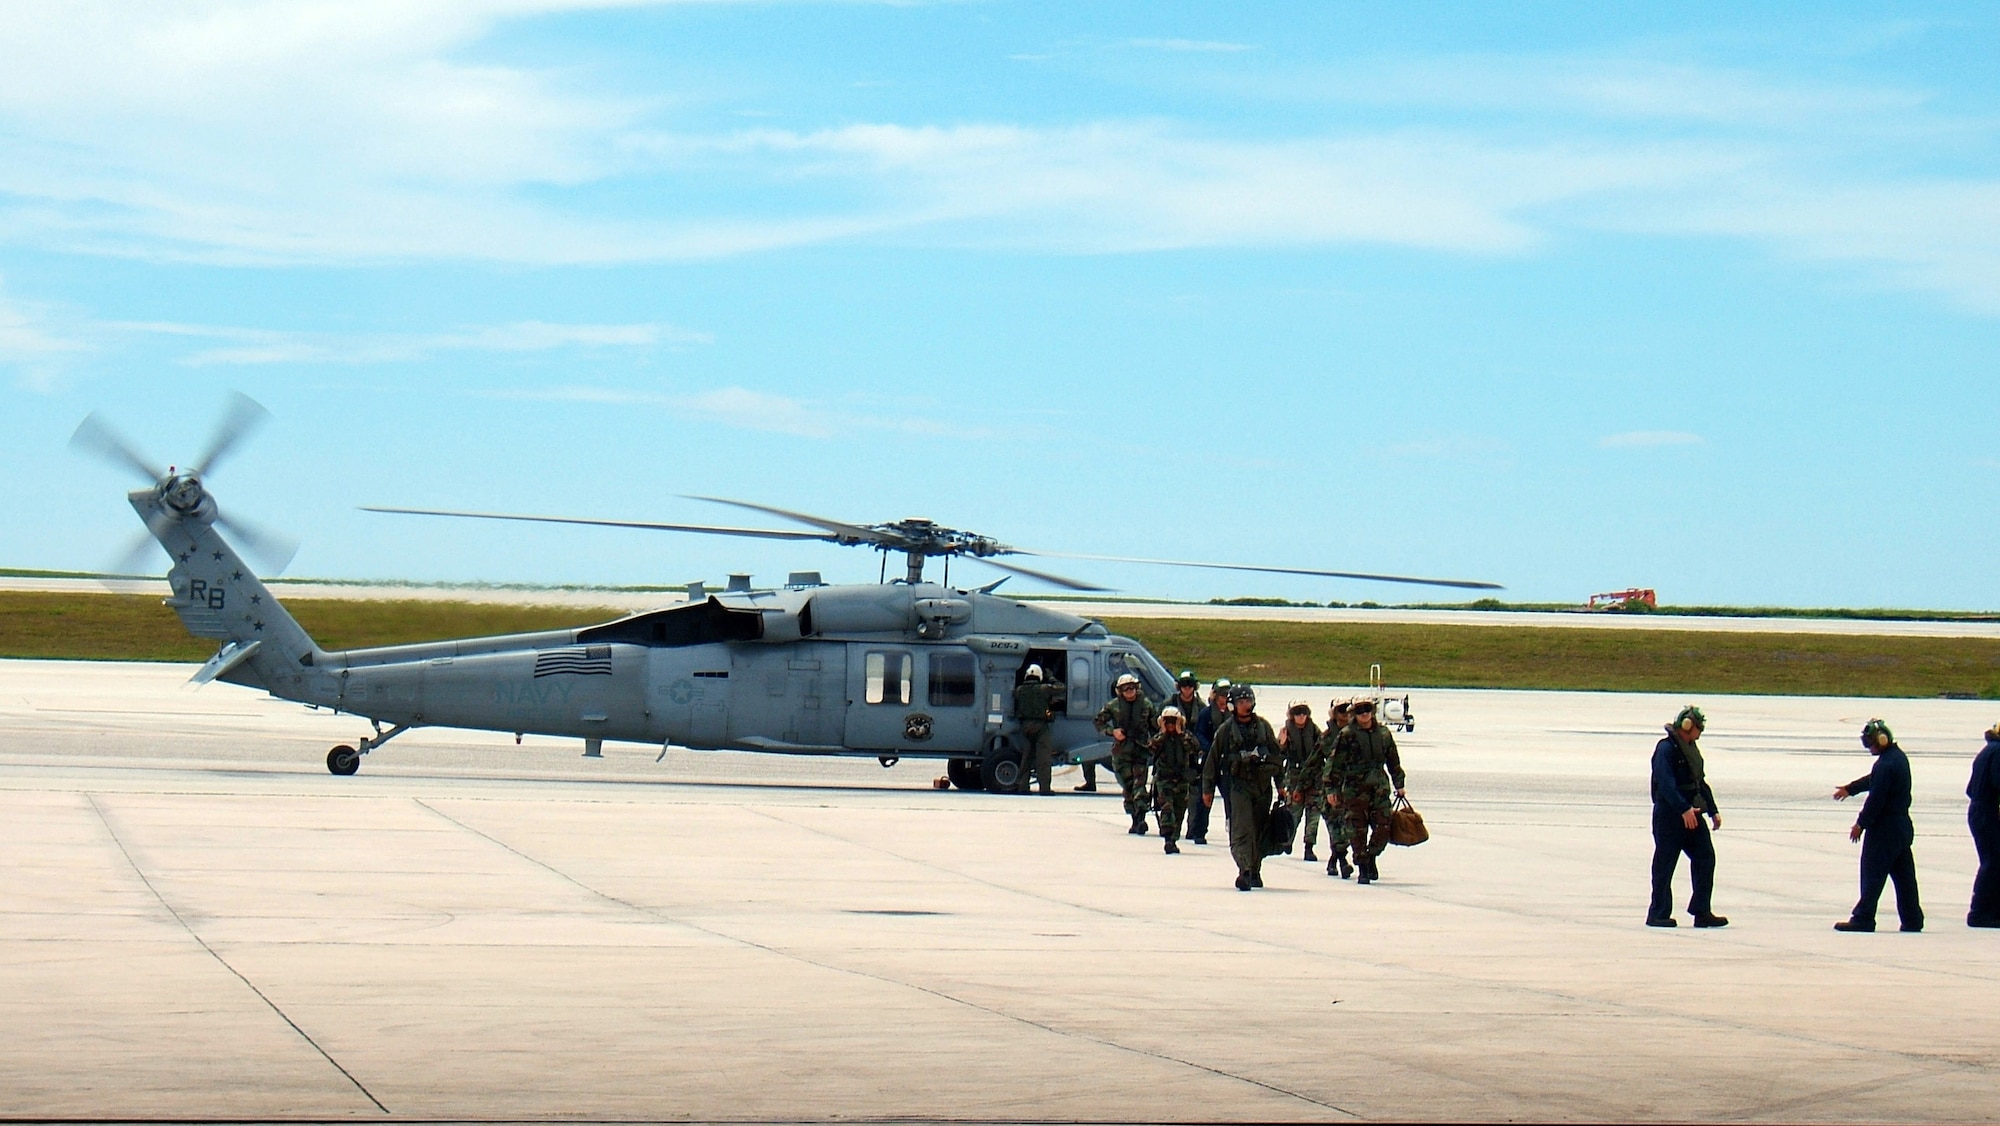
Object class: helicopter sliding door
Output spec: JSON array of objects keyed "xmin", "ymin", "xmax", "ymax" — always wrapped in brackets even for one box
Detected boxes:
[{"xmin": 844, "ymin": 646, "xmax": 914, "ymax": 752}]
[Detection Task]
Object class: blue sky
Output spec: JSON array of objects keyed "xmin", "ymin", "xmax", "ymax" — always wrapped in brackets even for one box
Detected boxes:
[{"xmin": 4, "ymin": 1, "xmax": 1997, "ymax": 608}]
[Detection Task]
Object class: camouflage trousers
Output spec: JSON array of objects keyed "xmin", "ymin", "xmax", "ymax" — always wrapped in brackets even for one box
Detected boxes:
[
  {"xmin": 1342, "ymin": 781, "xmax": 1394, "ymax": 859},
  {"xmin": 1154, "ymin": 780, "xmax": 1190, "ymax": 844},
  {"xmin": 1111, "ymin": 743, "xmax": 1152, "ymax": 816},
  {"xmin": 1288, "ymin": 787, "xmax": 1331, "ymax": 851}
]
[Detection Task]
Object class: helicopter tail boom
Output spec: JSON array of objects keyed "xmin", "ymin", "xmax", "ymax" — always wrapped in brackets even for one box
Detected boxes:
[{"xmin": 133, "ymin": 486, "xmax": 326, "ymax": 687}]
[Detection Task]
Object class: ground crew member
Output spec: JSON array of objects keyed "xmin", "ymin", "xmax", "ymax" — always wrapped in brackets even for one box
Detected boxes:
[
  {"xmin": 1335, "ymin": 699, "xmax": 1406, "ymax": 885},
  {"xmin": 1150, "ymin": 706, "xmax": 1202, "ymax": 855},
  {"xmin": 1318, "ymin": 699, "xmax": 1355, "ymax": 877},
  {"xmin": 1187, "ymin": 678, "xmax": 1230, "ymax": 844},
  {"xmin": 1203, "ymin": 684, "xmax": 1282, "ymax": 890},
  {"xmin": 1969, "ymin": 723, "xmax": 2000, "ymax": 928},
  {"xmin": 1647, "ymin": 705, "xmax": 1728, "ymax": 928},
  {"xmin": 1166, "ymin": 671, "xmax": 1205, "ymax": 836},
  {"xmin": 1096, "ymin": 672, "xmax": 1159, "ymax": 834},
  {"xmin": 1012, "ymin": 664, "xmax": 1065, "ymax": 795},
  {"xmin": 1832, "ymin": 719, "xmax": 1924, "ymax": 932},
  {"xmin": 1279, "ymin": 703, "xmax": 1324, "ymax": 862}
]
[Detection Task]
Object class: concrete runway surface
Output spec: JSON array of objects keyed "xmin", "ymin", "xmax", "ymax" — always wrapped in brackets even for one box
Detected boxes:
[{"xmin": 3, "ymin": 659, "xmax": 1998, "ymax": 1122}]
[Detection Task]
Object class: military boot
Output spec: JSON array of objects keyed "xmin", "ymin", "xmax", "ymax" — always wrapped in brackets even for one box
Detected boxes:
[
  {"xmin": 1235, "ymin": 873, "xmax": 1253, "ymax": 891},
  {"xmin": 1128, "ymin": 812, "xmax": 1148, "ymax": 835},
  {"xmin": 1302, "ymin": 845, "xmax": 1317, "ymax": 863},
  {"xmin": 1163, "ymin": 839, "xmax": 1179, "ymax": 855},
  {"xmin": 1337, "ymin": 854, "xmax": 1354, "ymax": 879}
]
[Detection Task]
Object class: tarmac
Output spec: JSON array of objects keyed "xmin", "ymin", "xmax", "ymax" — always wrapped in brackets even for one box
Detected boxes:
[{"xmin": 3, "ymin": 658, "xmax": 1998, "ymax": 1122}]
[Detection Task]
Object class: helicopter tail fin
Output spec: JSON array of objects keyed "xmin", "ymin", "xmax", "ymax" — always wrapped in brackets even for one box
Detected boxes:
[{"xmin": 134, "ymin": 487, "xmax": 326, "ymax": 685}]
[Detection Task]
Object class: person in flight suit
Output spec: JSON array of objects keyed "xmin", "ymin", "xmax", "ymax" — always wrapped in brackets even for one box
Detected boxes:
[
  {"xmin": 1318, "ymin": 699, "xmax": 1355, "ymax": 878},
  {"xmin": 1165, "ymin": 671, "xmax": 1205, "ymax": 836},
  {"xmin": 1647, "ymin": 704, "xmax": 1728, "ymax": 928},
  {"xmin": 1832, "ymin": 719, "xmax": 1924, "ymax": 933},
  {"xmin": 1203, "ymin": 684, "xmax": 1283, "ymax": 891},
  {"xmin": 1187, "ymin": 678, "xmax": 1231, "ymax": 845},
  {"xmin": 1969, "ymin": 723, "xmax": 2000, "ymax": 928},
  {"xmin": 1096, "ymin": 672, "xmax": 1159, "ymax": 835},
  {"xmin": 1335, "ymin": 699, "xmax": 1406, "ymax": 885},
  {"xmin": 1278, "ymin": 703, "xmax": 1325, "ymax": 862},
  {"xmin": 1150, "ymin": 706, "xmax": 1203, "ymax": 855},
  {"xmin": 1011, "ymin": 664, "xmax": 1065, "ymax": 795}
]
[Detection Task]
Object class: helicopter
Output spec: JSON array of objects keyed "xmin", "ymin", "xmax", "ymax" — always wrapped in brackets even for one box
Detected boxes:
[{"xmin": 72, "ymin": 396, "xmax": 1501, "ymax": 790}]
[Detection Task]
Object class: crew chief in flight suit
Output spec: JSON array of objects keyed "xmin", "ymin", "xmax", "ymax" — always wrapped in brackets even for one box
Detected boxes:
[
  {"xmin": 1011, "ymin": 664, "xmax": 1065, "ymax": 795},
  {"xmin": 1969, "ymin": 723, "xmax": 2000, "ymax": 928},
  {"xmin": 1647, "ymin": 705, "xmax": 1729, "ymax": 928},
  {"xmin": 1832, "ymin": 719, "xmax": 1924, "ymax": 933}
]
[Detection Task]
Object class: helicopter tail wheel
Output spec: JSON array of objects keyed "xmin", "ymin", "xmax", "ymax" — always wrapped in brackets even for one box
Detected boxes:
[
  {"xmin": 980, "ymin": 738, "xmax": 1024, "ymax": 794},
  {"xmin": 946, "ymin": 757, "xmax": 985, "ymax": 791},
  {"xmin": 326, "ymin": 745, "xmax": 360, "ymax": 776}
]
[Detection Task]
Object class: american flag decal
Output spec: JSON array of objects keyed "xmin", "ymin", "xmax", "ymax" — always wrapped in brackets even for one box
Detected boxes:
[{"xmin": 534, "ymin": 646, "xmax": 614, "ymax": 678}]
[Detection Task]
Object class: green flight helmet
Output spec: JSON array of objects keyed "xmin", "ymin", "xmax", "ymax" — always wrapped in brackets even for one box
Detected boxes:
[
  {"xmin": 1673, "ymin": 705, "xmax": 1707, "ymax": 733},
  {"xmin": 1862, "ymin": 719, "xmax": 1894, "ymax": 749}
]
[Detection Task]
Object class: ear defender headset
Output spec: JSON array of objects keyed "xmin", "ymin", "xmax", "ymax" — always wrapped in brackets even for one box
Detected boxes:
[{"xmin": 1861, "ymin": 719, "xmax": 1893, "ymax": 749}]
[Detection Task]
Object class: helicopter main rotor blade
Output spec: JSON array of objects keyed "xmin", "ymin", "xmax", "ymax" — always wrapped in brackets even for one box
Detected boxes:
[
  {"xmin": 69, "ymin": 412, "xmax": 165, "ymax": 484},
  {"xmin": 1018, "ymin": 550, "xmax": 1503, "ymax": 591},
  {"xmin": 190, "ymin": 391, "xmax": 271, "ymax": 479},
  {"xmin": 682, "ymin": 496, "xmax": 889, "ymax": 546},
  {"xmin": 362, "ymin": 506, "xmax": 839, "ymax": 544},
  {"xmin": 972, "ymin": 556, "xmax": 1110, "ymax": 593},
  {"xmin": 216, "ymin": 508, "xmax": 300, "ymax": 574}
]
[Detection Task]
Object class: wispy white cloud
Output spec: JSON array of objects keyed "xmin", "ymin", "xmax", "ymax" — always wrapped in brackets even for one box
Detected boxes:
[
  {"xmin": 1599, "ymin": 430, "xmax": 1706, "ymax": 449},
  {"xmin": 114, "ymin": 319, "xmax": 705, "ymax": 365},
  {"xmin": 487, "ymin": 383, "xmax": 971, "ymax": 440},
  {"xmin": 0, "ymin": 5, "xmax": 1998, "ymax": 317},
  {"xmin": 0, "ymin": 280, "xmax": 90, "ymax": 391}
]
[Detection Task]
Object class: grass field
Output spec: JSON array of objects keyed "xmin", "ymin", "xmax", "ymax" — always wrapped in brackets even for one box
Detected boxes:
[{"xmin": 2, "ymin": 592, "xmax": 1995, "ymax": 699}]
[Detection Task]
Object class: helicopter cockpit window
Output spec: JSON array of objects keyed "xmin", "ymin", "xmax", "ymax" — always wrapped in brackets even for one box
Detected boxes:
[
  {"xmin": 1108, "ymin": 650, "xmax": 1167, "ymax": 701},
  {"xmin": 928, "ymin": 651, "xmax": 976, "ymax": 708},
  {"xmin": 865, "ymin": 651, "xmax": 912, "ymax": 706}
]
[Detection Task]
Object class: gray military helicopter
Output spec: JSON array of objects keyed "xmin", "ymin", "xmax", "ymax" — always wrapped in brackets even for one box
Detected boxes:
[{"xmin": 74, "ymin": 396, "xmax": 1500, "ymax": 790}]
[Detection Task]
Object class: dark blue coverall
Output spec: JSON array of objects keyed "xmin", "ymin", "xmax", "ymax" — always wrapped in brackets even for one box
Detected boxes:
[
  {"xmin": 1967, "ymin": 733, "xmax": 2000, "ymax": 927},
  {"xmin": 1185, "ymin": 701, "xmax": 1222, "ymax": 843},
  {"xmin": 1649, "ymin": 732, "xmax": 1718, "ymax": 922},
  {"xmin": 1844, "ymin": 743, "xmax": 1924, "ymax": 931}
]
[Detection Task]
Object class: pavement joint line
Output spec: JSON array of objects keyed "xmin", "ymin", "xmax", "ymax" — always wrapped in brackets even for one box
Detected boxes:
[
  {"xmin": 411, "ymin": 797, "xmax": 1361, "ymax": 1120},
  {"xmin": 81, "ymin": 791, "xmax": 392, "ymax": 1116},
  {"xmin": 747, "ymin": 804, "xmax": 2000, "ymax": 1085}
]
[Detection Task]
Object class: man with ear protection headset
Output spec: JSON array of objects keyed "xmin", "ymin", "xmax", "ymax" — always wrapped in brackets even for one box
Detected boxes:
[
  {"xmin": 1832, "ymin": 719, "xmax": 1925, "ymax": 933},
  {"xmin": 1647, "ymin": 705, "xmax": 1728, "ymax": 928}
]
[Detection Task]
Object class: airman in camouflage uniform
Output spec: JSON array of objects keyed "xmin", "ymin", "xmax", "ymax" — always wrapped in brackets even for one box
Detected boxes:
[
  {"xmin": 1280, "ymin": 703, "xmax": 1327, "ymax": 863},
  {"xmin": 1335, "ymin": 699, "xmax": 1406, "ymax": 884},
  {"xmin": 1150, "ymin": 706, "xmax": 1202, "ymax": 854},
  {"xmin": 1012, "ymin": 664, "xmax": 1066, "ymax": 795},
  {"xmin": 1204, "ymin": 684, "xmax": 1283, "ymax": 890},
  {"xmin": 1317, "ymin": 700, "xmax": 1356, "ymax": 878},
  {"xmin": 1096, "ymin": 673, "xmax": 1159, "ymax": 834}
]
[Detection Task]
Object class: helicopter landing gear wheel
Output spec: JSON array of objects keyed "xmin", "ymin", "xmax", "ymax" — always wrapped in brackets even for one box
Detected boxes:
[
  {"xmin": 326, "ymin": 745, "xmax": 360, "ymax": 776},
  {"xmin": 946, "ymin": 758, "xmax": 985, "ymax": 791},
  {"xmin": 980, "ymin": 739, "xmax": 1024, "ymax": 794}
]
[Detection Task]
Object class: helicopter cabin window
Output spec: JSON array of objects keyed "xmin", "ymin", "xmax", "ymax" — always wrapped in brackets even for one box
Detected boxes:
[
  {"xmin": 1069, "ymin": 656, "xmax": 1091, "ymax": 705},
  {"xmin": 865, "ymin": 651, "xmax": 912, "ymax": 706},
  {"xmin": 928, "ymin": 651, "xmax": 976, "ymax": 708}
]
